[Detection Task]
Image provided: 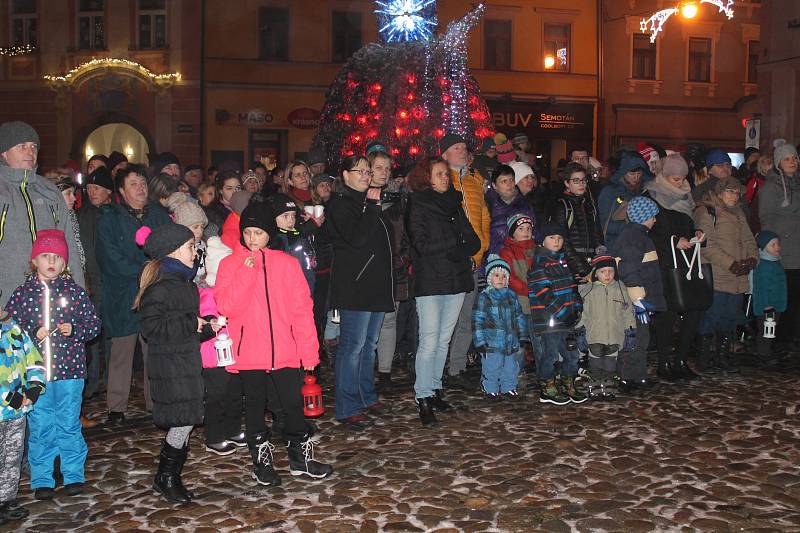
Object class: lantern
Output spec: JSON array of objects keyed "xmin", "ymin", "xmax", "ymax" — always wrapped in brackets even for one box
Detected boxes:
[
  {"xmin": 302, "ymin": 374, "xmax": 325, "ymax": 417},
  {"xmin": 763, "ymin": 311, "xmax": 776, "ymax": 339},
  {"xmin": 214, "ymin": 316, "xmax": 235, "ymax": 367}
]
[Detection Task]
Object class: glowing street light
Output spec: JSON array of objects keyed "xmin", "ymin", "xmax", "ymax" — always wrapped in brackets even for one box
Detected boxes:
[
  {"xmin": 544, "ymin": 55, "xmax": 555, "ymax": 69},
  {"xmin": 681, "ymin": 2, "xmax": 699, "ymax": 18}
]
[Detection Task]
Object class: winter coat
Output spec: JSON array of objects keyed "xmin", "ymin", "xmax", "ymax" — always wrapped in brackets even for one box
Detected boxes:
[
  {"xmin": 381, "ymin": 195, "xmax": 412, "ymax": 301},
  {"xmin": 76, "ymin": 201, "xmax": 104, "ymax": 302},
  {"xmin": 220, "ymin": 211, "xmax": 240, "ymax": 251},
  {"xmin": 0, "ymin": 314, "xmax": 44, "ymax": 421},
  {"xmin": 694, "ymin": 197, "xmax": 758, "ymax": 295},
  {"xmin": 139, "ymin": 268, "xmax": 205, "ymax": 428},
  {"xmin": 5, "ymin": 275, "xmax": 101, "ymax": 381},
  {"xmin": 550, "ymin": 191, "xmax": 603, "ymax": 258},
  {"xmin": 406, "ymin": 186, "xmax": 481, "ymax": 298},
  {"xmin": 450, "ymin": 167, "xmax": 491, "ymax": 266},
  {"xmin": 310, "ymin": 220, "xmax": 334, "ymax": 274},
  {"xmin": 612, "ymin": 223, "xmax": 667, "ymax": 311},
  {"xmin": 214, "ymin": 245, "xmax": 319, "ymax": 372},
  {"xmin": 597, "ymin": 152, "xmax": 653, "ymax": 250},
  {"xmin": 528, "ymin": 247, "xmax": 582, "ymax": 334},
  {"xmin": 752, "ymin": 252, "xmax": 787, "ymax": 316},
  {"xmin": 269, "ymin": 230, "xmax": 316, "ymax": 294},
  {"xmin": 326, "ymin": 185, "xmax": 394, "ymax": 312},
  {"xmin": 0, "ymin": 162, "xmax": 86, "ymax": 307},
  {"xmin": 578, "ymin": 280, "xmax": 636, "ymax": 347},
  {"xmin": 96, "ymin": 201, "xmax": 171, "ymax": 337},
  {"xmin": 485, "ymin": 187, "xmax": 536, "ymax": 257},
  {"xmin": 198, "ymin": 287, "xmax": 220, "ymax": 369},
  {"xmin": 499, "ymin": 236, "xmax": 535, "ymax": 312},
  {"xmin": 472, "ymin": 287, "xmax": 529, "ymax": 356},
  {"xmin": 744, "ymin": 171, "xmax": 765, "ymax": 233},
  {"xmin": 644, "ymin": 190, "xmax": 696, "ymax": 273},
  {"xmin": 524, "ymin": 188, "xmax": 549, "ymax": 232},
  {"xmin": 758, "ymin": 168, "xmax": 800, "ymax": 269}
]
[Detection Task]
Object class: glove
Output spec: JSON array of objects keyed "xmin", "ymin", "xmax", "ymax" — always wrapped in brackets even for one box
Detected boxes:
[
  {"xmin": 574, "ymin": 326, "xmax": 589, "ymax": 353},
  {"xmin": 729, "ymin": 260, "xmax": 748, "ymax": 276},
  {"xmin": 25, "ymin": 382, "xmax": 44, "ymax": 404},
  {"xmin": 741, "ymin": 257, "xmax": 758, "ymax": 271},
  {"xmin": 633, "ymin": 299, "xmax": 654, "ymax": 324},
  {"xmin": 3, "ymin": 387, "xmax": 24, "ymax": 410},
  {"xmin": 623, "ymin": 327, "xmax": 637, "ymax": 352}
]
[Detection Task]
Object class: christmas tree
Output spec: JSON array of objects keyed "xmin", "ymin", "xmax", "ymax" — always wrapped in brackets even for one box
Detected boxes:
[{"xmin": 312, "ymin": 2, "xmax": 493, "ymax": 171}]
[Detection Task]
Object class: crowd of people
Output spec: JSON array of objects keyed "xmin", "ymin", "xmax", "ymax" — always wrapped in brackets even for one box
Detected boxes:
[{"xmin": 0, "ymin": 117, "xmax": 797, "ymax": 520}]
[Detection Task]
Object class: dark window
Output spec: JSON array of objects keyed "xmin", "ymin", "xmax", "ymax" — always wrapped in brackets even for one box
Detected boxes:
[
  {"xmin": 332, "ymin": 11, "xmax": 361, "ymax": 63},
  {"xmin": 484, "ymin": 19, "xmax": 512, "ymax": 70},
  {"xmin": 632, "ymin": 33, "xmax": 656, "ymax": 80},
  {"xmin": 138, "ymin": 0, "xmax": 166, "ymax": 49},
  {"xmin": 747, "ymin": 40, "xmax": 759, "ymax": 84},
  {"xmin": 544, "ymin": 23, "xmax": 570, "ymax": 71},
  {"xmin": 11, "ymin": 0, "xmax": 37, "ymax": 47},
  {"xmin": 688, "ymin": 37, "xmax": 711, "ymax": 82},
  {"xmin": 258, "ymin": 7, "xmax": 289, "ymax": 61},
  {"xmin": 78, "ymin": 0, "xmax": 104, "ymax": 50}
]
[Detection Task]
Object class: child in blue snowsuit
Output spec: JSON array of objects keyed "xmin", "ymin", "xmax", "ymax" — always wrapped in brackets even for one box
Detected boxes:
[
  {"xmin": 751, "ymin": 230, "xmax": 787, "ymax": 361},
  {"xmin": 5, "ymin": 230, "xmax": 101, "ymax": 500},
  {"xmin": 473, "ymin": 255, "xmax": 529, "ymax": 400}
]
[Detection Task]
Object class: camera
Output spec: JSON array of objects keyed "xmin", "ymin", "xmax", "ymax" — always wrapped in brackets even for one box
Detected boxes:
[{"xmin": 380, "ymin": 190, "xmax": 402, "ymax": 204}]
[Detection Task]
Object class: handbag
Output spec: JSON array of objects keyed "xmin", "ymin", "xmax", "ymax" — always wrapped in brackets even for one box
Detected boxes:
[{"xmin": 664, "ymin": 236, "xmax": 714, "ymax": 312}]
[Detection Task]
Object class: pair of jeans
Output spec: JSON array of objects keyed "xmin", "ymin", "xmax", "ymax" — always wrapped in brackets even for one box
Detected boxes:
[
  {"xmin": 28, "ymin": 378, "xmax": 87, "ymax": 489},
  {"xmin": 536, "ymin": 331, "xmax": 580, "ymax": 380},
  {"xmin": 414, "ymin": 293, "xmax": 465, "ymax": 398},
  {"xmin": 334, "ymin": 310, "xmax": 384, "ymax": 420},
  {"xmin": 481, "ymin": 352, "xmax": 520, "ymax": 394},
  {"xmin": 447, "ymin": 271, "xmax": 479, "ymax": 376}
]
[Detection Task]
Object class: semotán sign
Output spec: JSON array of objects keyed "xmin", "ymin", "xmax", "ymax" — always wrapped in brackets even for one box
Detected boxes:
[{"xmin": 488, "ymin": 101, "xmax": 594, "ymax": 141}]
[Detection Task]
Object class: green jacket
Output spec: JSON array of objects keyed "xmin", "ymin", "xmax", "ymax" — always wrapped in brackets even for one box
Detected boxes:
[{"xmin": 578, "ymin": 279, "xmax": 636, "ymax": 347}]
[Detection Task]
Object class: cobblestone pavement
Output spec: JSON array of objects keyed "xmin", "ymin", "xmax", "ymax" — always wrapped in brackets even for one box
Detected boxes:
[{"xmin": 6, "ymin": 354, "xmax": 800, "ymax": 533}]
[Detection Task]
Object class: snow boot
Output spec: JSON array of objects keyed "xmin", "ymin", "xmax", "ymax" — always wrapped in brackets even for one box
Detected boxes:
[
  {"xmin": 248, "ymin": 431, "xmax": 281, "ymax": 487},
  {"xmin": 417, "ymin": 397, "xmax": 438, "ymax": 427},
  {"xmin": 538, "ymin": 379, "xmax": 569, "ymax": 405},
  {"xmin": 153, "ymin": 441, "xmax": 191, "ymax": 504},
  {"xmin": 560, "ymin": 376, "xmax": 588, "ymax": 404},
  {"xmin": 287, "ymin": 433, "xmax": 334, "ymax": 479}
]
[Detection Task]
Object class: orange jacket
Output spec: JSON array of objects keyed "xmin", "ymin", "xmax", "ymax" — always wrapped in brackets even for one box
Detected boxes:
[{"xmin": 450, "ymin": 167, "xmax": 490, "ymax": 266}]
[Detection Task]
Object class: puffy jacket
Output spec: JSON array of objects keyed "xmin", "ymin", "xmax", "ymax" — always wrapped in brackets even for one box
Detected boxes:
[
  {"xmin": 139, "ymin": 268, "xmax": 205, "ymax": 428},
  {"xmin": 214, "ymin": 245, "xmax": 319, "ymax": 372},
  {"xmin": 472, "ymin": 287, "xmax": 529, "ymax": 356},
  {"xmin": 485, "ymin": 187, "xmax": 536, "ymax": 257},
  {"xmin": 499, "ymin": 236, "xmax": 535, "ymax": 312},
  {"xmin": 578, "ymin": 280, "xmax": 636, "ymax": 347},
  {"xmin": 613, "ymin": 222, "xmax": 666, "ymax": 311},
  {"xmin": 450, "ymin": 167, "xmax": 491, "ymax": 266},
  {"xmin": 96, "ymin": 201, "xmax": 171, "ymax": 337},
  {"xmin": 759, "ymin": 168, "xmax": 800, "ymax": 269},
  {"xmin": 269, "ymin": 230, "xmax": 316, "ymax": 294},
  {"xmin": 220, "ymin": 211, "xmax": 240, "ymax": 250},
  {"xmin": 694, "ymin": 197, "xmax": 758, "ymax": 295},
  {"xmin": 5, "ymin": 274, "xmax": 101, "ymax": 381},
  {"xmin": 0, "ymin": 314, "xmax": 45, "ymax": 422},
  {"xmin": 550, "ymin": 191, "xmax": 602, "ymax": 261},
  {"xmin": 528, "ymin": 247, "xmax": 582, "ymax": 334},
  {"xmin": 381, "ymin": 195, "xmax": 411, "ymax": 301},
  {"xmin": 752, "ymin": 253, "xmax": 787, "ymax": 316},
  {"xmin": 597, "ymin": 152, "xmax": 653, "ymax": 250},
  {"xmin": 406, "ymin": 186, "xmax": 481, "ymax": 297},
  {"xmin": 326, "ymin": 185, "xmax": 394, "ymax": 312}
]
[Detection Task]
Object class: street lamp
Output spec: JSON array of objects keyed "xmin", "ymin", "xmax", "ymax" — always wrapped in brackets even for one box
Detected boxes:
[
  {"xmin": 680, "ymin": 2, "xmax": 698, "ymax": 19},
  {"xmin": 544, "ymin": 55, "xmax": 555, "ymax": 69}
]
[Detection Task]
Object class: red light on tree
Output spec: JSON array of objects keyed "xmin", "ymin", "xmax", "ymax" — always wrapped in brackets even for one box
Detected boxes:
[
  {"xmin": 442, "ymin": 94, "xmax": 452, "ymax": 104},
  {"xmin": 406, "ymin": 93, "xmax": 415, "ymax": 102},
  {"xmin": 371, "ymin": 83, "xmax": 382, "ymax": 92},
  {"xmin": 407, "ymin": 73, "xmax": 416, "ymax": 84},
  {"xmin": 398, "ymin": 110, "xmax": 409, "ymax": 119},
  {"xmin": 369, "ymin": 99, "xmax": 378, "ymax": 107},
  {"xmin": 412, "ymin": 128, "xmax": 420, "ymax": 135},
  {"xmin": 347, "ymin": 80, "xmax": 359, "ymax": 89},
  {"xmin": 352, "ymin": 134, "xmax": 362, "ymax": 143},
  {"xmin": 412, "ymin": 107, "xmax": 425, "ymax": 120},
  {"xmin": 391, "ymin": 148, "xmax": 401, "ymax": 156},
  {"xmin": 409, "ymin": 146, "xmax": 419, "ymax": 155},
  {"xmin": 395, "ymin": 127, "xmax": 404, "ymax": 136},
  {"xmin": 342, "ymin": 113, "xmax": 352, "ymax": 122},
  {"xmin": 434, "ymin": 128, "xmax": 445, "ymax": 138},
  {"xmin": 356, "ymin": 115, "xmax": 368, "ymax": 125},
  {"xmin": 367, "ymin": 129, "xmax": 378, "ymax": 138}
]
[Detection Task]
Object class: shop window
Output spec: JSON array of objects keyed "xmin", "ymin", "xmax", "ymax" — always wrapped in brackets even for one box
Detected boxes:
[
  {"xmin": 78, "ymin": 0, "xmax": 104, "ymax": 50},
  {"xmin": 138, "ymin": 0, "xmax": 167, "ymax": 49},
  {"xmin": 259, "ymin": 7, "xmax": 289, "ymax": 61},
  {"xmin": 544, "ymin": 23, "xmax": 570, "ymax": 71},
  {"xmin": 747, "ymin": 39, "xmax": 759, "ymax": 84},
  {"xmin": 332, "ymin": 11, "xmax": 361, "ymax": 63},
  {"xmin": 484, "ymin": 19, "xmax": 511, "ymax": 70},
  {"xmin": 10, "ymin": 0, "xmax": 37, "ymax": 47},
  {"xmin": 688, "ymin": 37, "xmax": 711, "ymax": 83},
  {"xmin": 632, "ymin": 33, "xmax": 656, "ymax": 80}
]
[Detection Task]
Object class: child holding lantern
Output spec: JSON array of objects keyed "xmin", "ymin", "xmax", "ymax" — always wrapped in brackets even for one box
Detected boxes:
[{"xmin": 5, "ymin": 229, "xmax": 101, "ymax": 500}]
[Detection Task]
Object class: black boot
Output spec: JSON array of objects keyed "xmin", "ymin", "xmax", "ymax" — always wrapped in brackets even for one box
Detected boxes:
[
  {"xmin": 430, "ymin": 389, "xmax": 452, "ymax": 411},
  {"xmin": 695, "ymin": 335, "xmax": 715, "ymax": 372},
  {"xmin": 417, "ymin": 397, "xmax": 438, "ymax": 427},
  {"xmin": 287, "ymin": 433, "xmax": 333, "ymax": 479},
  {"xmin": 248, "ymin": 431, "xmax": 281, "ymax": 487},
  {"xmin": 376, "ymin": 372, "xmax": 392, "ymax": 391},
  {"xmin": 176, "ymin": 443, "xmax": 195, "ymax": 499},
  {"xmin": 153, "ymin": 441, "xmax": 191, "ymax": 504},
  {"xmin": 674, "ymin": 356, "xmax": 700, "ymax": 381},
  {"xmin": 657, "ymin": 359, "xmax": 679, "ymax": 382},
  {"xmin": 719, "ymin": 334, "xmax": 739, "ymax": 373}
]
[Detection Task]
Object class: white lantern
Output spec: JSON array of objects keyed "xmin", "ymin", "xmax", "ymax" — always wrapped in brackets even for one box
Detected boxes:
[
  {"xmin": 764, "ymin": 312, "xmax": 776, "ymax": 339},
  {"xmin": 331, "ymin": 309, "xmax": 340, "ymax": 324},
  {"xmin": 214, "ymin": 316, "xmax": 235, "ymax": 367}
]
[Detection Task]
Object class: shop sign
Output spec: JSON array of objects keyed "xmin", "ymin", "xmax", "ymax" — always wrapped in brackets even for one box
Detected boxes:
[
  {"xmin": 237, "ymin": 109, "xmax": 274, "ymax": 125},
  {"xmin": 287, "ymin": 108, "xmax": 321, "ymax": 129},
  {"xmin": 488, "ymin": 101, "xmax": 594, "ymax": 141}
]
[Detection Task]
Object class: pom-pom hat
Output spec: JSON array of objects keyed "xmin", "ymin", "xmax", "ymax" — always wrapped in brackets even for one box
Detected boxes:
[
  {"xmin": 507, "ymin": 213, "xmax": 533, "ymax": 236},
  {"xmin": 136, "ymin": 223, "xmax": 194, "ymax": 260}
]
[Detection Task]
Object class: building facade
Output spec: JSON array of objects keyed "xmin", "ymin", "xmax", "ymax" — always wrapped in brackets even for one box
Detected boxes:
[
  {"xmin": 0, "ymin": 0, "xmax": 201, "ymax": 172},
  {"xmin": 599, "ymin": 0, "xmax": 761, "ymax": 158}
]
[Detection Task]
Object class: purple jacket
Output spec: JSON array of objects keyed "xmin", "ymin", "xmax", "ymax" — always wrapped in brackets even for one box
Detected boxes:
[{"xmin": 485, "ymin": 188, "xmax": 537, "ymax": 258}]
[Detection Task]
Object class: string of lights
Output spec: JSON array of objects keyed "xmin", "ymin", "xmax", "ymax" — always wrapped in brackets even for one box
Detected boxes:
[
  {"xmin": 0, "ymin": 44, "xmax": 36, "ymax": 57},
  {"xmin": 640, "ymin": 0, "xmax": 735, "ymax": 43},
  {"xmin": 43, "ymin": 57, "xmax": 181, "ymax": 85}
]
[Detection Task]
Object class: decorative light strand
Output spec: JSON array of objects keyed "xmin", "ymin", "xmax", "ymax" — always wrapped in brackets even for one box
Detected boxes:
[
  {"xmin": 0, "ymin": 44, "xmax": 36, "ymax": 57},
  {"xmin": 44, "ymin": 57, "xmax": 181, "ymax": 84},
  {"xmin": 640, "ymin": 1, "xmax": 735, "ymax": 43},
  {"xmin": 376, "ymin": 0, "xmax": 438, "ymax": 43},
  {"xmin": 701, "ymin": 0, "xmax": 734, "ymax": 19}
]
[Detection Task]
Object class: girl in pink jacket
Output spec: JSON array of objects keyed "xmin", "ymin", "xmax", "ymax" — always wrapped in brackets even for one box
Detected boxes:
[{"xmin": 214, "ymin": 201, "xmax": 332, "ymax": 487}]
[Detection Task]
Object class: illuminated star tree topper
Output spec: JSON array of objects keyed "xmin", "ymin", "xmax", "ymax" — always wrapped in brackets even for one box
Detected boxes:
[{"xmin": 375, "ymin": 0, "xmax": 438, "ymax": 43}]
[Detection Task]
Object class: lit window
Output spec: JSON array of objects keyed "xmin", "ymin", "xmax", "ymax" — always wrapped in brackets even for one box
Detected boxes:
[{"xmin": 544, "ymin": 23, "xmax": 570, "ymax": 71}]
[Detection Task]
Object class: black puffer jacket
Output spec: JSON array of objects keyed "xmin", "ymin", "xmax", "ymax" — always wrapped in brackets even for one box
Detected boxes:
[
  {"xmin": 327, "ymin": 185, "xmax": 394, "ymax": 312},
  {"xmin": 612, "ymin": 222, "xmax": 667, "ymax": 311},
  {"xmin": 139, "ymin": 268, "xmax": 206, "ymax": 429},
  {"xmin": 382, "ymin": 195, "xmax": 411, "ymax": 301},
  {"xmin": 406, "ymin": 186, "xmax": 481, "ymax": 297},
  {"xmin": 550, "ymin": 192, "xmax": 602, "ymax": 276}
]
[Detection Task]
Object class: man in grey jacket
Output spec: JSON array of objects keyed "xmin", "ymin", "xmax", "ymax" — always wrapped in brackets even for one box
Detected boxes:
[{"xmin": 0, "ymin": 121, "xmax": 85, "ymax": 305}]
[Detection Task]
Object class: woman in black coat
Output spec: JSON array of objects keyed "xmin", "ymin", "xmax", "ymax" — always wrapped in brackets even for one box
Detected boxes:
[
  {"xmin": 135, "ymin": 223, "xmax": 213, "ymax": 504},
  {"xmin": 406, "ymin": 157, "xmax": 480, "ymax": 427}
]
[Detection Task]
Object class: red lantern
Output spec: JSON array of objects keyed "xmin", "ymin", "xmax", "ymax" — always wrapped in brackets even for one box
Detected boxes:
[{"xmin": 302, "ymin": 374, "xmax": 325, "ymax": 417}]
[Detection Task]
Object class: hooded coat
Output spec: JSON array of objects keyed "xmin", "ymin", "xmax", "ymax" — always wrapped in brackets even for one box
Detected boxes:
[
  {"xmin": 498, "ymin": 236, "xmax": 535, "ymax": 311},
  {"xmin": 758, "ymin": 167, "xmax": 800, "ymax": 269},
  {"xmin": 485, "ymin": 187, "xmax": 536, "ymax": 257},
  {"xmin": 597, "ymin": 152, "xmax": 653, "ymax": 250}
]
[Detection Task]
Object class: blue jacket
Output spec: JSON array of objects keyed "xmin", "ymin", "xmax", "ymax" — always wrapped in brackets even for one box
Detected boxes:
[
  {"xmin": 613, "ymin": 222, "xmax": 667, "ymax": 311},
  {"xmin": 485, "ymin": 188, "xmax": 536, "ymax": 257},
  {"xmin": 0, "ymin": 314, "xmax": 45, "ymax": 421},
  {"xmin": 752, "ymin": 252, "xmax": 787, "ymax": 316},
  {"xmin": 472, "ymin": 287, "xmax": 529, "ymax": 356},
  {"xmin": 528, "ymin": 247, "xmax": 582, "ymax": 334},
  {"xmin": 598, "ymin": 151, "xmax": 653, "ymax": 251}
]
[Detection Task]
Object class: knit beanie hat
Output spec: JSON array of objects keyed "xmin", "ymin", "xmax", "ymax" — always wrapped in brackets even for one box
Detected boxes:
[
  {"xmin": 756, "ymin": 230, "xmax": 779, "ymax": 250},
  {"xmin": 591, "ymin": 255, "xmax": 617, "ymax": 275},
  {"xmin": 494, "ymin": 133, "xmax": 515, "ymax": 164},
  {"xmin": 86, "ymin": 165, "xmax": 114, "ymax": 192},
  {"xmin": 267, "ymin": 193, "xmax": 300, "ymax": 216},
  {"xmin": 744, "ymin": 147, "xmax": 760, "ymax": 161},
  {"xmin": 136, "ymin": 223, "xmax": 194, "ymax": 260},
  {"xmin": 239, "ymin": 201, "xmax": 272, "ymax": 235},
  {"xmin": 637, "ymin": 142, "xmax": 658, "ymax": 164},
  {"xmin": 107, "ymin": 150, "xmax": 128, "ymax": 171},
  {"xmin": 512, "ymin": 133, "xmax": 529, "ymax": 147},
  {"xmin": 54, "ymin": 175, "xmax": 75, "ymax": 192},
  {"xmin": 507, "ymin": 213, "xmax": 533, "ymax": 236},
  {"xmin": 88, "ymin": 154, "xmax": 108, "ymax": 168},
  {"xmin": 714, "ymin": 176, "xmax": 744, "ymax": 195},
  {"xmin": 662, "ymin": 153, "xmax": 689, "ymax": 178},
  {"xmin": 626, "ymin": 196, "xmax": 659, "ymax": 224},
  {"xmin": 365, "ymin": 140, "xmax": 389, "ymax": 157},
  {"xmin": 773, "ymin": 139, "xmax": 799, "ymax": 168},
  {"xmin": 229, "ymin": 191, "xmax": 253, "ymax": 216},
  {"xmin": 150, "ymin": 152, "xmax": 181, "ymax": 175},
  {"xmin": 485, "ymin": 254, "xmax": 511, "ymax": 287},
  {"xmin": 167, "ymin": 192, "xmax": 208, "ymax": 228},
  {"xmin": 508, "ymin": 161, "xmax": 534, "ymax": 185},
  {"xmin": 31, "ymin": 229, "xmax": 68, "ymax": 263},
  {"xmin": 705, "ymin": 149, "xmax": 731, "ymax": 168},
  {"xmin": 540, "ymin": 221, "xmax": 567, "ymax": 240},
  {"xmin": 480, "ymin": 137, "xmax": 495, "ymax": 153},
  {"xmin": 203, "ymin": 236, "xmax": 232, "ymax": 287},
  {"xmin": 241, "ymin": 171, "xmax": 260, "ymax": 188},
  {"xmin": 0, "ymin": 121, "xmax": 40, "ymax": 154},
  {"xmin": 440, "ymin": 133, "xmax": 467, "ymax": 154},
  {"xmin": 311, "ymin": 173, "xmax": 336, "ymax": 188}
]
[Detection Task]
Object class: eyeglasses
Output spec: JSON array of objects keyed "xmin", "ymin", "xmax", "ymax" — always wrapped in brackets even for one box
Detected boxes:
[
  {"xmin": 569, "ymin": 178, "xmax": 587, "ymax": 184},
  {"xmin": 348, "ymin": 169, "xmax": 373, "ymax": 176}
]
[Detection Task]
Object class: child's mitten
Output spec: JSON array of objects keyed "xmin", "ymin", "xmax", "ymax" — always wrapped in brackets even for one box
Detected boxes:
[
  {"xmin": 25, "ymin": 382, "xmax": 45, "ymax": 405},
  {"xmin": 3, "ymin": 387, "xmax": 25, "ymax": 410}
]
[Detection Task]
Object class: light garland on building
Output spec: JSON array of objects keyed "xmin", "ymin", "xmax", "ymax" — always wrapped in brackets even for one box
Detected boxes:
[
  {"xmin": 0, "ymin": 44, "xmax": 36, "ymax": 57},
  {"xmin": 44, "ymin": 57, "xmax": 181, "ymax": 85},
  {"xmin": 640, "ymin": 0, "xmax": 735, "ymax": 43}
]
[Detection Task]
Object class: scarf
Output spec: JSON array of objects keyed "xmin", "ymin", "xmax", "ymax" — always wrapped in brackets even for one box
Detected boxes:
[
  {"xmin": 124, "ymin": 202, "xmax": 149, "ymax": 222},
  {"xmin": 290, "ymin": 187, "xmax": 312, "ymax": 203},
  {"xmin": 645, "ymin": 176, "xmax": 695, "ymax": 219},
  {"xmin": 161, "ymin": 256, "xmax": 197, "ymax": 281}
]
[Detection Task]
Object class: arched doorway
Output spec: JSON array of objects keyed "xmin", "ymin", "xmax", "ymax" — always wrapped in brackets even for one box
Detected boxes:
[{"xmin": 82, "ymin": 123, "xmax": 150, "ymax": 167}]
